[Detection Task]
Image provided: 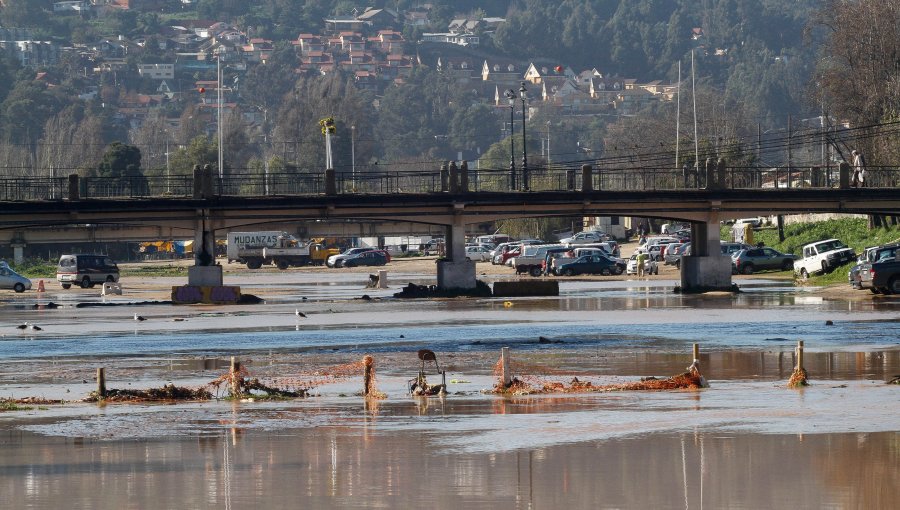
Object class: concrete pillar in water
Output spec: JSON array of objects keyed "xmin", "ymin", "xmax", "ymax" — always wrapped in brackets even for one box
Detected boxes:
[
  {"xmin": 680, "ymin": 218, "xmax": 732, "ymax": 292},
  {"xmin": 436, "ymin": 213, "xmax": 476, "ymax": 290},
  {"xmin": 188, "ymin": 214, "xmax": 223, "ymax": 286}
]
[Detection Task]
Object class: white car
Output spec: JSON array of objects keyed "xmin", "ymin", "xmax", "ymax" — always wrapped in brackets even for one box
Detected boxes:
[
  {"xmin": 560, "ymin": 231, "xmax": 608, "ymax": 245},
  {"xmin": 0, "ymin": 261, "xmax": 31, "ymax": 293},
  {"xmin": 465, "ymin": 245, "xmax": 491, "ymax": 261},
  {"xmin": 626, "ymin": 254, "xmax": 658, "ymax": 275}
]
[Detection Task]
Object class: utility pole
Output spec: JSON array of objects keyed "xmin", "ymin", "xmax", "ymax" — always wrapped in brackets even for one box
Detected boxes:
[{"xmin": 217, "ymin": 56, "xmax": 223, "ymax": 180}]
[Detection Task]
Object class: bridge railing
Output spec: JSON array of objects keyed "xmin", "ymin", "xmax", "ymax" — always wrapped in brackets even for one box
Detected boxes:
[{"xmin": 1, "ymin": 165, "xmax": 898, "ymax": 200}]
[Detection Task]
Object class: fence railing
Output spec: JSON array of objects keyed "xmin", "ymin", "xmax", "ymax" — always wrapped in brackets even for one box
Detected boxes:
[{"xmin": 1, "ymin": 165, "xmax": 898, "ymax": 201}]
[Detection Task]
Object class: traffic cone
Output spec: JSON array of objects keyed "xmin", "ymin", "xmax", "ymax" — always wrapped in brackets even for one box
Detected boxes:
[{"xmin": 37, "ymin": 280, "xmax": 45, "ymax": 292}]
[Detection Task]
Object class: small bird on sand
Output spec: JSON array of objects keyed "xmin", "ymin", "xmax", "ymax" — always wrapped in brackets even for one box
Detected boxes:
[
  {"xmin": 16, "ymin": 322, "xmax": 28, "ymax": 330},
  {"xmin": 134, "ymin": 313, "xmax": 146, "ymax": 321},
  {"xmin": 295, "ymin": 309, "xmax": 307, "ymax": 318},
  {"xmin": 28, "ymin": 324, "xmax": 42, "ymax": 331}
]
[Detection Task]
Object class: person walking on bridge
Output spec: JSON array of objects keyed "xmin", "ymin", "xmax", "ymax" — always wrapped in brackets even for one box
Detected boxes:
[{"xmin": 851, "ymin": 150, "xmax": 867, "ymax": 187}]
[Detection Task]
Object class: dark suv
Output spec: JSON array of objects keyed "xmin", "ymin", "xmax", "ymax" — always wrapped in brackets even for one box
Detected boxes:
[{"xmin": 732, "ymin": 248, "xmax": 797, "ymax": 274}]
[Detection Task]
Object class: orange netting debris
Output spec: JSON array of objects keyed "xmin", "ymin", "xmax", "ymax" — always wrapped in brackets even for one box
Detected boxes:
[
  {"xmin": 208, "ymin": 355, "xmax": 385, "ymax": 399},
  {"xmin": 88, "ymin": 384, "xmax": 212, "ymax": 402},
  {"xmin": 490, "ymin": 356, "xmax": 706, "ymax": 395},
  {"xmin": 787, "ymin": 367, "xmax": 809, "ymax": 388}
]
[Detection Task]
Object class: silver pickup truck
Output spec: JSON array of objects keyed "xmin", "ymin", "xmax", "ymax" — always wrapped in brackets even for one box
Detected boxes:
[{"xmin": 509, "ymin": 244, "xmax": 567, "ymax": 277}]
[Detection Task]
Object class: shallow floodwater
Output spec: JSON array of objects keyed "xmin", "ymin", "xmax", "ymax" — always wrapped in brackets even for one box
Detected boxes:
[{"xmin": 1, "ymin": 272, "xmax": 899, "ymax": 509}]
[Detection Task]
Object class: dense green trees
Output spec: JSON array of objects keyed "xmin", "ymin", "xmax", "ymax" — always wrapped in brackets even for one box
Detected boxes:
[{"xmin": 96, "ymin": 142, "xmax": 142, "ymax": 178}]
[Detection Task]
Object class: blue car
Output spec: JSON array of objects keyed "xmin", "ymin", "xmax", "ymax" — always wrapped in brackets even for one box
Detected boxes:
[{"xmin": 555, "ymin": 254, "xmax": 624, "ymax": 276}]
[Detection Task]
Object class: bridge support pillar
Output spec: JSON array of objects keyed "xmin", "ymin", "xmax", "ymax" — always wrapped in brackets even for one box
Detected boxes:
[
  {"xmin": 188, "ymin": 214, "xmax": 222, "ymax": 287},
  {"xmin": 680, "ymin": 219, "xmax": 733, "ymax": 292},
  {"xmin": 436, "ymin": 213, "xmax": 475, "ymax": 290}
]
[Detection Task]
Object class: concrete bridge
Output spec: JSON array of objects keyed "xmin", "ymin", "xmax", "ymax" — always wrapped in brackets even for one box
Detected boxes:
[{"xmin": 2, "ymin": 161, "xmax": 899, "ymax": 292}]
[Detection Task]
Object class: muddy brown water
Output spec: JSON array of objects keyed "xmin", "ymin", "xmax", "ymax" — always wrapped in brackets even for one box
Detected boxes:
[{"xmin": 1, "ymin": 266, "xmax": 899, "ymax": 509}]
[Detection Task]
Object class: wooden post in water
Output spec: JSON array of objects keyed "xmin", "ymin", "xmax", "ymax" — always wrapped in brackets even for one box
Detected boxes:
[
  {"xmin": 363, "ymin": 355, "xmax": 374, "ymax": 397},
  {"xmin": 796, "ymin": 341, "xmax": 804, "ymax": 371},
  {"xmin": 693, "ymin": 343, "xmax": 700, "ymax": 362},
  {"xmin": 230, "ymin": 356, "xmax": 241, "ymax": 398},
  {"xmin": 96, "ymin": 367, "xmax": 106, "ymax": 398},
  {"xmin": 501, "ymin": 347, "xmax": 512, "ymax": 388}
]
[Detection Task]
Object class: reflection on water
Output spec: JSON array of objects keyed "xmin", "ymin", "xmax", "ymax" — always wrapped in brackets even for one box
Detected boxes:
[{"xmin": 1, "ymin": 426, "xmax": 896, "ymax": 509}]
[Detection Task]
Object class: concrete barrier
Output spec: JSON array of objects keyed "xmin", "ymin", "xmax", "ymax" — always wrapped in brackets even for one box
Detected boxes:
[
  {"xmin": 492, "ymin": 280, "xmax": 559, "ymax": 297},
  {"xmin": 101, "ymin": 282, "xmax": 123, "ymax": 296}
]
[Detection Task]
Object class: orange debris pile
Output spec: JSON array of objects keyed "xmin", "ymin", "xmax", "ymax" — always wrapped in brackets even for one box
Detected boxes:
[{"xmin": 490, "ymin": 356, "xmax": 706, "ymax": 395}]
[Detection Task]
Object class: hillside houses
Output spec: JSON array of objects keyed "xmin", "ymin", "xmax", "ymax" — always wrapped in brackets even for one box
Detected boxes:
[{"xmin": 6, "ymin": 3, "xmax": 681, "ymax": 145}]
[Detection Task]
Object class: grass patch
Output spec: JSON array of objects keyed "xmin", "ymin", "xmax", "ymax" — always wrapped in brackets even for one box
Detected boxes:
[
  {"xmin": 121, "ymin": 265, "xmax": 188, "ymax": 277},
  {"xmin": 9, "ymin": 258, "xmax": 56, "ymax": 279},
  {"xmin": 0, "ymin": 400, "xmax": 33, "ymax": 412}
]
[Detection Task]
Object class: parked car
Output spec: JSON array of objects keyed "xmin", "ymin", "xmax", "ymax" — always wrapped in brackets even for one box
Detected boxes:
[
  {"xmin": 856, "ymin": 244, "xmax": 900, "ymax": 293},
  {"xmin": 327, "ymin": 247, "xmax": 377, "ymax": 268},
  {"xmin": 731, "ymin": 248, "xmax": 797, "ymax": 274},
  {"xmin": 626, "ymin": 253, "xmax": 658, "ymax": 275},
  {"xmin": 850, "ymin": 245, "xmax": 890, "ymax": 289},
  {"xmin": 56, "ymin": 254, "xmax": 119, "ymax": 289},
  {"xmin": 555, "ymin": 253, "xmax": 624, "ymax": 276},
  {"xmin": 794, "ymin": 239, "xmax": 856, "ymax": 278},
  {"xmin": 560, "ymin": 231, "xmax": 608, "ymax": 245},
  {"xmin": 490, "ymin": 242, "xmax": 520, "ymax": 264},
  {"xmin": 465, "ymin": 245, "xmax": 492, "ymax": 262},
  {"xmin": 0, "ymin": 261, "xmax": 31, "ymax": 292},
  {"xmin": 664, "ymin": 243, "xmax": 686, "ymax": 265},
  {"xmin": 510, "ymin": 244, "xmax": 567, "ymax": 276},
  {"xmin": 342, "ymin": 250, "xmax": 389, "ymax": 268}
]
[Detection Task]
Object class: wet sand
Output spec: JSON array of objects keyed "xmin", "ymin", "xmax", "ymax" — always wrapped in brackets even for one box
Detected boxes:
[{"xmin": 1, "ymin": 255, "xmax": 898, "ymax": 509}]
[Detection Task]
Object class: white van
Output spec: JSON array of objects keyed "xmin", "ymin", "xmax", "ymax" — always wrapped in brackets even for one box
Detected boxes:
[{"xmin": 56, "ymin": 254, "xmax": 120, "ymax": 289}]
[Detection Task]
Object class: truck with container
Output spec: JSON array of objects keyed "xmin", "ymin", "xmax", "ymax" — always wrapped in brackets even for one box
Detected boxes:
[
  {"xmin": 226, "ymin": 231, "xmax": 289, "ymax": 263},
  {"xmin": 229, "ymin": 231, "xmax": 338, "ymax": 269},
  {"xmin": 259, "ymin": 241, "xmax": 338, "ymax": 269}
]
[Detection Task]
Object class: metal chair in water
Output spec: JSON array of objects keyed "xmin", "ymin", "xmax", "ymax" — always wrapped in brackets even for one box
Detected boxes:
[{"xmin": 408, "ymin": 349, "xmax": 447, "ymax": 395}]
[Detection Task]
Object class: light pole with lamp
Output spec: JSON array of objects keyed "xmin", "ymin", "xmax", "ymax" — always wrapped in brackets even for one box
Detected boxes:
[
  {"xmin": 504, "ymin": 89, "xmax": 517, "ymax": 190},
  {"xmin": 351, "ymin": 124, "xmax": 356, "ymax": 189},
  {"xmin": 519, "ymin": 82, "xmax": 529, "ymax": 191}
]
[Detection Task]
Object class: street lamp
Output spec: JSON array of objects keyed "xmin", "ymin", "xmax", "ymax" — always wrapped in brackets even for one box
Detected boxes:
[
  {"xmin": 351, "ymin": 124, "xmax": 356, "ymax": 189},
  {"xmin": 519, "ymin": 82, "xmax": 529, "ymax": 191},
  {"xmin": 504, "ymin": 88, "xmax": 517, "ymax": 190}
]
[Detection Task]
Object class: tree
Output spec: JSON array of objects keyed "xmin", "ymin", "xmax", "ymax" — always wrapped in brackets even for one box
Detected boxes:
[{"xmin": 96, "ymin": 142, "xmax": 142, "ymax": 178}]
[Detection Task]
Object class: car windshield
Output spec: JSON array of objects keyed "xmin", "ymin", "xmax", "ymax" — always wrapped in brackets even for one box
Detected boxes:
[
  {"xmin": 816, "ymin": 240, "xmax": 847, "ymax": 252},
  {"xmin": 876, "ymin": 247, "xmax": 897, "ymax": 260}
]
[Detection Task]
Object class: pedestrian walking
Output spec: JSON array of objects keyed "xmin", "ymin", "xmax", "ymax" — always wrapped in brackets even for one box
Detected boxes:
[
  {"xmin": 851, "ymin": 150, "xmax": 867, "ymax": 187},
  {"xmin": 637, "ymin": 251, "xmax": 648, "ymax": 277}
]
